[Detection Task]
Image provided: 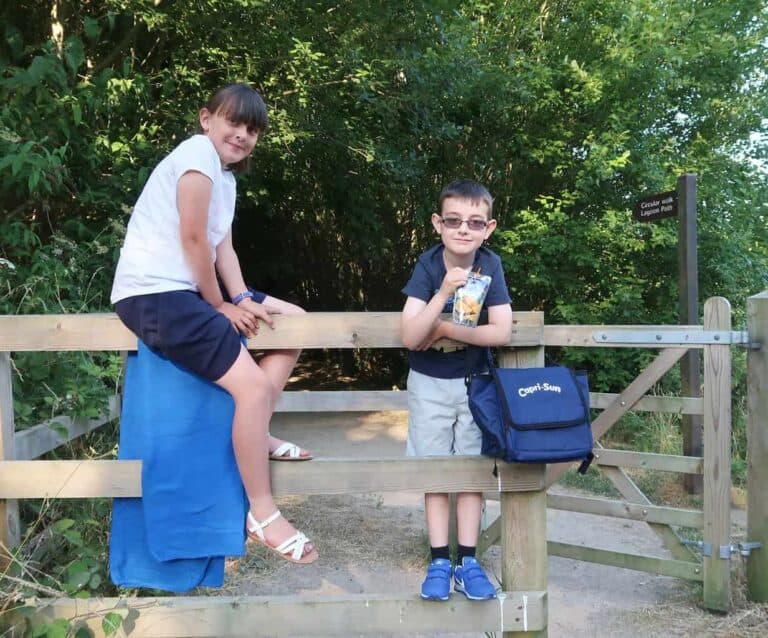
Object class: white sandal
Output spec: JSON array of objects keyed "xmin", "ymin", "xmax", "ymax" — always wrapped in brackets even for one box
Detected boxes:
[
  {"xmin": 268, "ymin": 441, "xmax": 313, "ymax": 461},
  {"xmin": 246, "ymin": 510, "xmax": 319, "ymax": 564}
]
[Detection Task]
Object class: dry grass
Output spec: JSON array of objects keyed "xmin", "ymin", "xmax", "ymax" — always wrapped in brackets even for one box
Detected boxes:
[
  {"xmin": 611, "ymin": 569, "xmax": 768, "ymax": 638},
  {"xmin": 217, "ymin": 493, "xmax": 428, "ymax": 597}
]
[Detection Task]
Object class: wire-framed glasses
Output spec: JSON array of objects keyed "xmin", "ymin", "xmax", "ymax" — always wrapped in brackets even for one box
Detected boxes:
[{"xmin": 439, "ymin": 216, "xmax": 488, "ymax": 231}]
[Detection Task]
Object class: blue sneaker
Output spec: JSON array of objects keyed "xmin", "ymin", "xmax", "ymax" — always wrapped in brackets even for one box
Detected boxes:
[
  {"xmin": 420, "ymin": 558, "xmax": 453, "ymax": 601},
  {"xmin": 454, "ymin": 556, "xmax": 497, "ymax": 600}
]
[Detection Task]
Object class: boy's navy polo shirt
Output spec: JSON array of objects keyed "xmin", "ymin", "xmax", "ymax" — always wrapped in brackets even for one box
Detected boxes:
[{"xmin": 402, "ymin": 244, "xmax": 512, "ymax": 379}]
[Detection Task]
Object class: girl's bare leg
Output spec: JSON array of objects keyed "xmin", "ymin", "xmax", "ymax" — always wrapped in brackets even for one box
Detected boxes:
[
  {"xmin": 215, "ymin": 346, "xmax": 314, "ymax": 556},
  {"xmin": 257, "ymin": 296, "xmax": 311, "ymax": 457}
]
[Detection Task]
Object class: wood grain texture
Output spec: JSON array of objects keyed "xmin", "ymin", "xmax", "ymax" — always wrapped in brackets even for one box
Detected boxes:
[
  {"xmin": 14, "ymin": 592, "xmax": 547, "ymax": 636},
  {"xmin": 0, "ymin": 457, "xmax": 545, "ymax": 498},
  {"xmin": 747, "ymin": 291, "xmax": 768, "ymax": 601},
  {"xmin": 702, "ymin": 297, "xmax": 732, "ymax": 611}
]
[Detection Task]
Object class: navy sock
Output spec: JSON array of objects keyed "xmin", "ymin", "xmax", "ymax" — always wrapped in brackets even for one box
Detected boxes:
[
  {"xmin": 430, "ymin": 545, "xmax": 450, "ymax": 561},
  {"xmin": 457, "ymin": 544, "xmax": 476, "ymax": 562}
]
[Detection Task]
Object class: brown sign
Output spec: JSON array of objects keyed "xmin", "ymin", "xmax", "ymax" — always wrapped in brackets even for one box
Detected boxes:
[{"xmin": 633, "ymin": 190, "xmax": 678, "ymax": 222}]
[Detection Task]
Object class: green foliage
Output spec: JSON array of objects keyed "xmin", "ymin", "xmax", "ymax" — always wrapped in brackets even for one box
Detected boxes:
[{"xmin": 2, "ymin": 1, "xmax": 766, "ymax": 351}]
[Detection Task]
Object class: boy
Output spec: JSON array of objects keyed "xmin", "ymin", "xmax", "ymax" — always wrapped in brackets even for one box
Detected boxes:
[{"xmin": 401, "ymin": 180, "xmax": 513, "ymax": 600}]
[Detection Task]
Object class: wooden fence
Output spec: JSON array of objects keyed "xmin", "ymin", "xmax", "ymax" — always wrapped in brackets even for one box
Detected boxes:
[{"xmin": 1, "ymin": 293, "xmax": 767, "ymax": 636}]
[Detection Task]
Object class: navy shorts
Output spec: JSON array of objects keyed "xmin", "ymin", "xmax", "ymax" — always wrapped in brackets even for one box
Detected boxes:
[{"xmin": 115, "ymin": 287, "xmax": 267, "ymax": 382}]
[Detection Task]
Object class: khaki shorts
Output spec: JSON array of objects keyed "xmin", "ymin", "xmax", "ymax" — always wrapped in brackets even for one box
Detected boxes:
[{"xmin": 405, "ymin": 369, "xmax": 482, "ymax": 456}]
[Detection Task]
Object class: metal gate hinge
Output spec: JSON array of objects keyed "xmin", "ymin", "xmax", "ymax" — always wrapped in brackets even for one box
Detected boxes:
[
  {"xmin": 730, "ymin": 541, "xmax": 764, "ymax": 558},
  {"xmin": 593, "ymin": 330, "xmax": 750, "ymax": 346},
  {"xmin": 682, "ymin": 540, "xmax": 762, "ymax": 560}
]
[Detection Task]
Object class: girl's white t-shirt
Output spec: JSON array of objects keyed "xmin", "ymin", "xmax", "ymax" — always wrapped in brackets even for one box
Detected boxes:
[{"xmin": 111, "ymin": 135, "xmax": 236, "ymax": 303}]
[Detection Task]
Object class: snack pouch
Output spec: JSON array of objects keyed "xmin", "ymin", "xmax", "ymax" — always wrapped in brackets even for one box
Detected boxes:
[{"xmin": 452, "ymin": 272, "xmax": 492, "ymax": 327}]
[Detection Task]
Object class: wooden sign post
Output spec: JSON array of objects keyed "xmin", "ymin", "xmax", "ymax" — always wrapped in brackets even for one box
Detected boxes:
[
  {"xmin": 677, "ymin": 174, "xmax": 702, "ymax": 494},
  {"xmin": 634, "ymin": 175, "xmax": 701, "ymax": 493}
]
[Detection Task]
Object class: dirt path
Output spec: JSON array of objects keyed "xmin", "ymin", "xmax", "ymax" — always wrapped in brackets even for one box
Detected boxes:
[{"xmin": 218, "ymin": 412, "xmax": 741, "ymax": 637}]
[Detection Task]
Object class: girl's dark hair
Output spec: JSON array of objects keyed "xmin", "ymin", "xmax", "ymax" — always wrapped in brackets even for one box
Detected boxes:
[
  {"xmin": 439, "ymin": 179, "xmax": 494, "ymax": 218},
  {"xmin": 202, "ymin": 83, "xmax": 268, "ymax": 174}
]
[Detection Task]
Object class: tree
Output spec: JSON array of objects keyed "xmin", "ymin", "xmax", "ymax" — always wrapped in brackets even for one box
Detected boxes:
[{"xmin": 1, "ymin": 0, "xmax": 766, "ymax": 391}]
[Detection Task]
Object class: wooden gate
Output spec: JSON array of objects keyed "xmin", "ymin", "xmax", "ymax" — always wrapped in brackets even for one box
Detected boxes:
[
  {"xmin": 0, "ymin": 311, "xmax": 548, "ymax": 637},
  {"xmin": 0, "ymin": 295, "xmax": 762, "ymax": 635},
  {"xmin": 479, "ymin": 296, "xmax": 740, "ymax": 611}
]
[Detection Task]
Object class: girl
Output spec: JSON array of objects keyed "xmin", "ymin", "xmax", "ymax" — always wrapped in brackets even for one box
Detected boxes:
[{"xmin": 111, "ymin": 83, "xmax": 317, "ymax": 564}]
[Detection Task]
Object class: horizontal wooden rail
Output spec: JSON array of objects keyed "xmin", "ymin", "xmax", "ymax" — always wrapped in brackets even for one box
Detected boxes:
[
  {"xmin": 594, "ymin": 449, "xmax": 703, "ymax": 474},
  {"xmin": 545, "ymin": 324, "xmax": 706, "ymax": 348},
  {"xmin": 547, "ymin": 493, "xmax": 704, "ymax": 528},
  {"xmin": 275, "ymin": 390, "xmax": 703, "ymax": 414},
  {"xmin": 278, "ymin": 389, "xmax": 408, "ymax": 412},
  {"xmin": 0, "ymin": 457, "xmax": 544, "ymax": 498},
  {"xmin": 14, "ymin": 392, "xmax": 702, "ymax": 461},
  {"xmin": 0, "ymin": 312, "xmax": 545, "ymax": 351},
  {"xmin": 589, "ymin": 393, "xmax": 702, "ymax": 415},
  {"xmin": 10, "ymin": 591, "xmax": 547, "ymax": 637},
  {"xmin": 548, "ymin": 541, "xmax": 702, "ymax": 581},
  {"xmin": 14, "ymin": 397, "xmax": 120, "ymax": 460},
  {"xmin": 0, "ymin": 313, "xmax": 712, "ymax": 351}
]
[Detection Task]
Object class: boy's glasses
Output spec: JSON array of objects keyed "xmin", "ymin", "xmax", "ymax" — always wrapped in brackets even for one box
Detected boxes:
[{"xmin": 440, "ymin": 216, "xmax": 489, "ymax": 231}]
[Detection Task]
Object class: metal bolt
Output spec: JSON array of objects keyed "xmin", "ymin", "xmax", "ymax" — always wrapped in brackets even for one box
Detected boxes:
[
  {"xmin": 714, "ymin": 334, "xmax": 721, "ymax": 341},
  {"xmin": 656, "ymin": 334, "xmax": 662, "ymax": 341}
]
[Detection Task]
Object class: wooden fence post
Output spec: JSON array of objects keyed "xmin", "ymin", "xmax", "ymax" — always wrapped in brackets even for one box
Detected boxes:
[
  {"xmin": 747, "ymin": 290, "xmax": 768, "ymax": 601},
  {"xmin": 0, "ymin": 352, "xmax": 20, "ymax": 569},
  {"xmin": 702, "ymin": 297, "xmax": 732, "ymax": 611},
  {"xmin": 499, "ymin": 342, "xmax": 547, "ymax": 638}
]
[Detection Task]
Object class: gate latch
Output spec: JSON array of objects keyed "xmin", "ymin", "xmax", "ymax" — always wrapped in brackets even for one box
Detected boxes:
[{"xmin": 729, "ymin": 541, "xmax": 764, "ymax": 558}]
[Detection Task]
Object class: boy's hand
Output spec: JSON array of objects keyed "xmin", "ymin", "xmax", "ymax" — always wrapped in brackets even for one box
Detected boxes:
[
  {"xmin": 439, "ymin": 267, "xmax": 469, "ymax": 297},
  {"xmin": 415, "ymin": 319, "xmax": 447, "ymax": 350}
]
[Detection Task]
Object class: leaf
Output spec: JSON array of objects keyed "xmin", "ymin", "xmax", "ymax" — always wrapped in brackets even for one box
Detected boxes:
[
  {"xmin": 62, "ymin": 529, "xmax": 84, "ymax": 546},
  {"xmin": 49, "ymin": 420, "xmax": 70, "ymax": 439},
  {"xmin": 53, "ymin": 518, "xmax": 75, "ymax": 532},
  {"xmin": 46, "ymin": 619, "xmax": 70, "ymax": 638},
  {"xmin": 64, "ymin": 38, "xmax": 85, "ymax": 74},
  {"xmin": 28, "ymin": 170, "xmax": 40, "ymax": 193},
  {"xmin": 102, "ymin": 612, "xmax": 123, "ymax": 636},
  {"xmin": 72, "ymin": 102, "xmax": 82, "ymax": 126},
  {"xmin": 66, "ymin": 569, "xmax": 91, "ymax": 590},
  {"xmin": 84, "ymin": 16, "xmax": 101, "ymax": 41}
]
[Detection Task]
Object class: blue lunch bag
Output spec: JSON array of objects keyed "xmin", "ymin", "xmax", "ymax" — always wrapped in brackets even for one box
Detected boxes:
[{"xmin": 466, "ymin": 352, "xmax": 594, "ymax": 471}]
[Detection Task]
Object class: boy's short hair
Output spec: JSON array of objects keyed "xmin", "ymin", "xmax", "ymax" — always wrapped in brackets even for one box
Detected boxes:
[{"xmin": 438, "ymin": 180, "xmax": 494, "ymax": 218}]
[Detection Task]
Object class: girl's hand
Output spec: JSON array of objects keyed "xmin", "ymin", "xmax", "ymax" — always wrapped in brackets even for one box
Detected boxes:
[
  {"xmin": 238, "ymin": 298, "xmax": 278, "ymax": 329},
  {"xmin": 216, "ymin": 301, "xmax": 259, "ymax": 336},
  {"xmin": 439, "ymin": 267, "xmax": 469, "ymax": 297}
]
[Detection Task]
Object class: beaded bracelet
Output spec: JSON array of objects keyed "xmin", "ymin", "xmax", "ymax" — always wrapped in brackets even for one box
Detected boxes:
[{"xmin": 232, "ymin": 290, "xmax": 254, "ymax": 305}]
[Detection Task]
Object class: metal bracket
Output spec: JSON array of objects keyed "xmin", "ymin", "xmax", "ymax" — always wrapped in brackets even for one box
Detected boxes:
[
  {"xmin": 593, "ymin": 330, "xmax": 751, "ymax": 346},
  {"xmin": 735, "ymin": 541, "xmax": 763, "ymax": 557},
  {"xmin": 684, "ymin": 540, "xmax": 764, "ymax": 560},
  {"xmin": 682, "ymin": 539, "xmax": 711, "ymax": 557}
]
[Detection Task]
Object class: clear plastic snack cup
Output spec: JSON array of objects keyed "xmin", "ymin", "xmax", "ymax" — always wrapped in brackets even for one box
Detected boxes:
[{"xmin": 452, "ymin": 272, "xmax": 491, "ymax": 327}]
